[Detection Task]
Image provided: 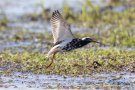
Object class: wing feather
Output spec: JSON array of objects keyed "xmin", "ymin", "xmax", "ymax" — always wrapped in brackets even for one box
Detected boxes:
[{"xmin": 50, "ymin": 10, "xmax": 74, "ymax": 44}]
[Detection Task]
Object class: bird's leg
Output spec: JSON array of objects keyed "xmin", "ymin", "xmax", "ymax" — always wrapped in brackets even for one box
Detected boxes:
[
  {"xmin": 46, "ymin": 52, "xmax": 56, "ymax": 68},
  {"xmin": 46, "ymin": 46, "xmax": 62, "ymax": 68}
]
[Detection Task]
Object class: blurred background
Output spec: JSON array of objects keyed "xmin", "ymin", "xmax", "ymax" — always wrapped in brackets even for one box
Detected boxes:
[
  {"xmin": 0, "ymin": 0, "xmax": 135, "ymax": 53},
  {"xmin": 0, "ymin": 0, "xmax": 135, "ymax": 89}
]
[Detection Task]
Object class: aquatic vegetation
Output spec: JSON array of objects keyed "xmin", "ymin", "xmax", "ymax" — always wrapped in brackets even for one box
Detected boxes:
[{"xmin": 0, "ymin": 48, "xmax": 134, "ymax": 75}]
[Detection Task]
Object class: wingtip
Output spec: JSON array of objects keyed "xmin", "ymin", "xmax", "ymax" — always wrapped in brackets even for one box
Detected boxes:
[
  {"xmin": 51, "ymin": 10, "xmax": 62, "ymax": 20},
  {"xmin": 52, "ymin": 10, "xmax": 60, "ymax": 15},
  {"xmin": 55, "ymin": 10, "xmax": 59, "ymax": 12}
]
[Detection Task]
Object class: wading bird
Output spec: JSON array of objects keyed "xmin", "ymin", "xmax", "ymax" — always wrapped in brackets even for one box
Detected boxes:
[{"xmin": 46, "ymin": 10, "xmax": 101, "ymax": 68}]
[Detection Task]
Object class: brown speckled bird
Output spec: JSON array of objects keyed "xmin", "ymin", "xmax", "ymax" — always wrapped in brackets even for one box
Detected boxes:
[{"xmin": 46, "ymin": 10, "xmax": 101, "ymax": 68}]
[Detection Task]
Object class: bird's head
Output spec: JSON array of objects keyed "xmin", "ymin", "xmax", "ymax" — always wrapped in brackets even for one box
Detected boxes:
[{"xmin": 81, "ymin": 37, "xmax": 101, "ymax": 44}]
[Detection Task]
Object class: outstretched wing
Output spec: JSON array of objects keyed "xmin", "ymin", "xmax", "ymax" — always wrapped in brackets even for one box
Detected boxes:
[{"xmin": 50, "ymin": 10, "xmax": 74, "ymax": 44}]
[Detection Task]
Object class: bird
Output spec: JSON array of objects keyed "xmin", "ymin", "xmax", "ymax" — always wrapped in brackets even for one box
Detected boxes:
[{"xmin": 46, "ymin": 10, "xmax": 102, "ymax": 68}]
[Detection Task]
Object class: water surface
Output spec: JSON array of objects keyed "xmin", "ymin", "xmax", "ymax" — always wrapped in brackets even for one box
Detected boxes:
[{"xmin": 0, "ymin": 72, "xmax": 135, "ymax": 89}]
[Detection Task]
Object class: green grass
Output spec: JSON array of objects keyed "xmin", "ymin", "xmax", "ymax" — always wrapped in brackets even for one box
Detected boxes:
[{"xmin": 0, "ymin": 48, "xmax": 134, "ymax": 75}]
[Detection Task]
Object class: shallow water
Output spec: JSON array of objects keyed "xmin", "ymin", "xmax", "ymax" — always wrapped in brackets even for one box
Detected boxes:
[{"xmin": 0, "ymin": 72, "xmax": 135, "ymax": 89}]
